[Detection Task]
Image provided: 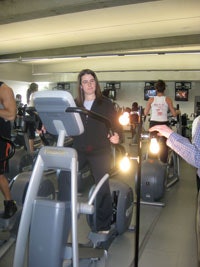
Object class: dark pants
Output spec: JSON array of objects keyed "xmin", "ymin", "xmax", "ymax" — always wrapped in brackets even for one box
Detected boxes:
[
  {"xmin": 0, "ymin": 119, "xmax": 11, "ymax": 174},
  {"xmin": 58, "ymin": 150, "xmax": 113, "ymax": 232},
  {"xmin": 149, "ymin": 121, "xmax": 169, "ymax": 163}
]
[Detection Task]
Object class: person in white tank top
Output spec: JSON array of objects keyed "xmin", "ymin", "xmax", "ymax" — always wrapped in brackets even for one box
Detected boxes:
[
  {"xmin": 144, "ymin": 79, "xmax": 179, "ymax": 163},
  {"xmin": 144, "ymin": 80, "xmax": 177, "ymax": 123},
  {"xmin": 150, "ymin": 96, "xmax": 169, "ymax": 122}
]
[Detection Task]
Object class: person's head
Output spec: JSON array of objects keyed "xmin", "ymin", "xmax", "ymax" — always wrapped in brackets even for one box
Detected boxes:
[
  {"xmin": 29, "ymin": 82, "xmax": 38, "ymax": 92},
  {"xmin": 132, "ymin": 102, "xmax": 138, "ymax": 110},
  {"xmin": 16, "ymin": 94, "xmax": 22, "ymax": 102},
  {"xmin": 155, "ymin": 79, "xmax": 166, "ymax": 93},
  {"xmin": 125, "ymin": 107, "xmax": 131, "ymax": 113},
  {"xmin": 102, "ymin": 89, "xmax": 110, "ymax": 97},
  {"xmin": 76, "ymin": 69, "xmax": 102, "ymax": 107},
  {"xmin": 27, "ymin": 82, "xmax": 38, "ymax": 103}
]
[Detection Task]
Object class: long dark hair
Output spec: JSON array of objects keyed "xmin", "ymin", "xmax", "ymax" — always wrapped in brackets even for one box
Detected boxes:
[{"xmin": 76, "ymin": 69, "xmax": 102, "ymax": 107}]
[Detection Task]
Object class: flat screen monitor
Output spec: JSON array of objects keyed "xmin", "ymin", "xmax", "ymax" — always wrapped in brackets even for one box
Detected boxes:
[
  {"xmin": 175, "ymin": 88, "xmax": 189, "ymax": 101},
  {"xmin": 144, "ymin": 88, "xmax": 157, "ymax": 101}
]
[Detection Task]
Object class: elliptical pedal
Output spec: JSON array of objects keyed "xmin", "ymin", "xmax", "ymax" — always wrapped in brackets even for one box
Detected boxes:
[
  {"xmin": 0, "ymin": 230, "xmax": 11, "ymax": 243},
  {"xmin": 0, "ymin": 209, "xmax": 19, "ymax": 231},
  {"xmin": 88, "ymin": 227, "xmax": 116, "ymax": 250},
  {"xmin": 78, "ymin": 244, "xmax": 105, "ymax": 260}
]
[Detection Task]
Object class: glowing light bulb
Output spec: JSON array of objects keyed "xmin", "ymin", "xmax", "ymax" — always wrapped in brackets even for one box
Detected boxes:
[
  {"xmin": 119, "ymin": 155, "xmax": 131, "ymax": 172},
  {"xmin": 119, "ymin": 112, "xmax": 130, "ymax": 126},
  {"xmin": 149, "ymin": 137, "xmax": 160, "ymax": 154}
]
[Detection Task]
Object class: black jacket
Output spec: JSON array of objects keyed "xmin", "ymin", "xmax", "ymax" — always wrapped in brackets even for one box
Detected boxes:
[{"xmin": 73, "ymin": 97, "xmax": 120, "ymax": 153}]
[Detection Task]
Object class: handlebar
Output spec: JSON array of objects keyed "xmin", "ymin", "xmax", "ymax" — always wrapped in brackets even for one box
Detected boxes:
[{"xmin": 66, "ymin": 106, "xmax": 113, "ymax": 135}]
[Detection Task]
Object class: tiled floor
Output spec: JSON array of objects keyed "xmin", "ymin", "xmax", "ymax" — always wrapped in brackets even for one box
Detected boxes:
[{"xmin": 139, "ymin": 161, "xmax": 198, "ymax": 267}]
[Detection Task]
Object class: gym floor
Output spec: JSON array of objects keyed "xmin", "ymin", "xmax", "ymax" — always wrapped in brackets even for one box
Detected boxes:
[{"xmin": 0, "ymin": 131, "xmax": 198, "ymax": 267}]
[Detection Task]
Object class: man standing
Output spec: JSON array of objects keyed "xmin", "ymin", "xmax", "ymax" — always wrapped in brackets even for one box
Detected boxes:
[{"xmin": 0, "ymin": 81, "xmax": 17, "ymax": 218}]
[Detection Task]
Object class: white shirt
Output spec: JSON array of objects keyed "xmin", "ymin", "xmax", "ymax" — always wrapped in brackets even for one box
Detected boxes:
[
  {"xmin": 84, "ymin": 99, "xmax": 94, "ymax": 110},
  {"xmin": 150, "ymin": 96, "xmax": 168, "ymax": 121}
]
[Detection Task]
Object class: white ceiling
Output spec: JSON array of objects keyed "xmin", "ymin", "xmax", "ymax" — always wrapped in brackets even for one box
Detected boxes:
[{"xmin": 0, "ymin": 0, "xmax": 200, "ymax": 74}]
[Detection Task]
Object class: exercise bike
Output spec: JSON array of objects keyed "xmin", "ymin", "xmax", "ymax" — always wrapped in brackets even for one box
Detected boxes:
[{"xmin": 13, "ymin": 90, "xmax": 134, "ymax": 267}]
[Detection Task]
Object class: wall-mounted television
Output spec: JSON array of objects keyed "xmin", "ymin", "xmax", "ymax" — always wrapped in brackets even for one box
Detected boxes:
[
  {"xmin": 56, "ymin": 82, "xmax": 70, "ymax": 91},
  {"xmin": 106, "ymin": 82, "xmax": 121, "ymax": 90},
  {"xmin": 144, "ymin": 81, "xmax": 156, "ymax": 101},
  {"xmin": 175, "ymin": 82, "xmax": 190, "ymax": 102},
  {"xmin": 144, "ymin": 88, "xmax": 157, "ymax": 101},
  {"xmin": 175, "ymin": 88, "xmax": 189, "ymax": 102}
]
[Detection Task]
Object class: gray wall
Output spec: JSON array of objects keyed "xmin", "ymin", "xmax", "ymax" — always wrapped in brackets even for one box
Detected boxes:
[{"xmin": 7, "ymin": 80, "xmax": 198, "ymax": 118}]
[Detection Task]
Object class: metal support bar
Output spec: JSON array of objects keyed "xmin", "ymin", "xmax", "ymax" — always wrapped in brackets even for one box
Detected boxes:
[{"xmin": 134, "ymin": 106, "xmax": 143, "ymax": 267}]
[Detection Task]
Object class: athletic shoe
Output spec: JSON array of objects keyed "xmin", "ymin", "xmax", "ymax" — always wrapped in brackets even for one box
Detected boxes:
[{"xmin": 3, "ymin": 200, "xmax": 17, "ymax": 219}]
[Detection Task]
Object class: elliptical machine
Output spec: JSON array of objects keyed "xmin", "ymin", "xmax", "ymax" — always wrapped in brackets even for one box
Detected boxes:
[
  {"xmin": 9, "ymin": 104, "xmax": 36, "ymax": 181},
  {"xmin": 0, "ymin": 111, "xmax": 56, "ymax": 259},
  {"xmin": 13, "ymin": 90, "xmax": 134, "ymax": 267},
  {"xmin": 0, "ymin": 136, "xmax": 17, "ymax": 256},
  {"xmin": 0, "ymin": 165, "xmax": 55, "ymax": 260},
  {"xmin": 139, "ymin": 112, "xmax": 180, "ymax": 205}
]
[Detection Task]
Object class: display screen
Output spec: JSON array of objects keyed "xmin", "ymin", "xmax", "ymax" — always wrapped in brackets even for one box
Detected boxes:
[
  {"xmin": 144, "ymin": 88, "xmax": 157, "ymax": 101},
  {"xmin": 175, "ymin": 88, "xmax": 189, "ymax": 101}
]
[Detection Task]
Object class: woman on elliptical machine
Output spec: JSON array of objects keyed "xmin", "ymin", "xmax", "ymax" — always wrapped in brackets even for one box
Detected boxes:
[{"xmin": 71, "ymin": 69, "xmax": 120, "ymax": 233}]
